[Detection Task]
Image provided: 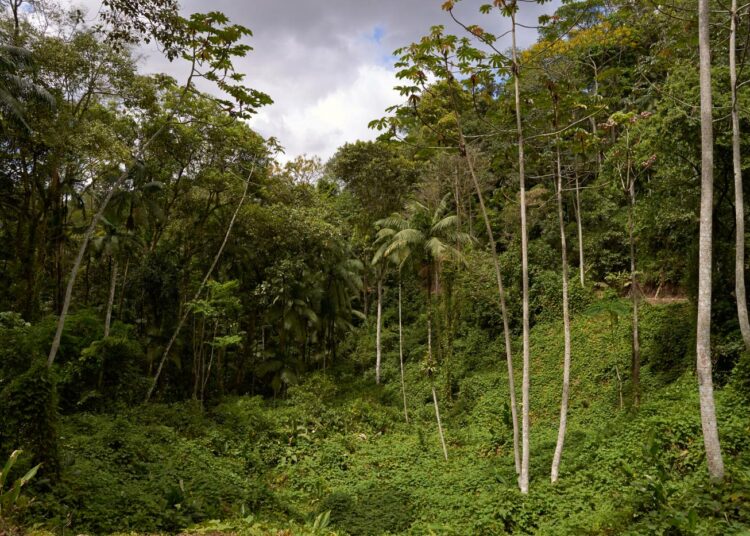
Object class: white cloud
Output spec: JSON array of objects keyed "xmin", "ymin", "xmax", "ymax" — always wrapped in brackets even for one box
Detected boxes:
[
  {"xmin": 57, "ymin": 0, "xmax": 562, "ymax": 163},
  {"xmin": 251, "ymin": 63, "xmax": 400, "ymax": 162}
]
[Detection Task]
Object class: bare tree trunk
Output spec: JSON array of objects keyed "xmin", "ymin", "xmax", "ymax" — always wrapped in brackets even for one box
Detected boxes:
[
  {"xmin": 511, "ymin": 9, "xmax": 531, "ymax": 495},
  {"xmin": 574, "ymin": 173, "xmax": 585, "ymax": 287},
  {"xmin": 428, "ymin": 316, "xmax": 448, "ymax": 460},
  {"xmin": 628, "ymin": 179, "xmax": 640, "ymax": 408},
  {"xmin": 730, "ymin": 0, "xmax": 750, "ymax": 350},
  {"xmin": 46, "ymin": 64, "xmax": 199, "ymax": 367},
  {"xmin": 399, "ymin": 274, "xmax": 409, "ymax": 423},
  {"xmin": 697, "ymin": 0, "xmax": 725, "ymax": 481},
  {"xmin": 432, "ymin": 384, "xmax": 448, "ymax": 461},
  {"xmin": 145, "ymin": 165, "xmax": 255, "ymax": 402},
  {"xmin": 104, "ymin": 258, "xmax": 118, "ymax": 338},
  {"xmin": 551, "ymin": 141, "xmax": 572, "ymax": 484},
  {"xmin": 376, "ymin": 277, "xmax": 383, "ymax": 384}
]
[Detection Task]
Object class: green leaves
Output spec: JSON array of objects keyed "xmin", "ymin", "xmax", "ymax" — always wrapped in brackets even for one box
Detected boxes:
[{"xmin": 0, "ymin": 450, "xmax": 41, "ymax": 516}]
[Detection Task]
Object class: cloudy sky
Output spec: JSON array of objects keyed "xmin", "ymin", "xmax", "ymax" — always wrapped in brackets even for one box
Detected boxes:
[{"xmin": 71, "ymin": 0, "xmax": 560, "ymax": 162}]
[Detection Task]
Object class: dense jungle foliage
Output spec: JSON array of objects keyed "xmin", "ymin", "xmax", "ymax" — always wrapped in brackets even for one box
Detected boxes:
[{"xmin": 1, "ymin": 0, "xmax": 750, "ymax": 534}]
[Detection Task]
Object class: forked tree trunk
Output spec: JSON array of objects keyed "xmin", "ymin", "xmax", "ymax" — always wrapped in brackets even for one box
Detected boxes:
[
  {"xmin": 551, "ymin": 141, "xmax": 572, "ymax": 483},
  {"xmin": 376, "ymin": 277, "xmax": 383, "ymax": 384},
  {"xmin": 697, "ymin": 0, "xmax": 725, "ymax": 481},
  {"xmin": 145, "ymin": 166, "xmax": 255, "ymax": 402},
  {"xmin": 104, "ymin": 258, "xmax": 118, "ymax": 338},
  {"xmin": 399, "ymin": 274, "xmax": 409, "ymax": 423},
  {"xmin": 730, "ymin": 0, "xmax": 750, "ymax": 350},
  {"xmin": 510, "ymin": 8, "xmax": 531, "ymax": 495}
]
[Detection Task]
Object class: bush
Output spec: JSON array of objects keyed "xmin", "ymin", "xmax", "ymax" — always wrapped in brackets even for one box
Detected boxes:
[
  {"xmin": 320, "ymin": 483, "xmax": 414, "ymax": 535},
  {"xmin": 0, "ymin": 362, "xmax": 59, "ymax": 476}
]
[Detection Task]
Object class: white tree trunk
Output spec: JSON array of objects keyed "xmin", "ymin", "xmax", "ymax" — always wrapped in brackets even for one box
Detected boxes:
[
  {"xmin": 730, "ymin": 0, "xmax": 750, "ymax": 350},
  {"xmin": 145, "ymin": 165, "xmax": 255, "ymax": 402},
  {"xmin": 427, "ymin": 315, "xmax": 448, "ymax": 460},
  {"xmin": 376, "ymin": 277, "xmax": 383, "ymax": 384},
  {"xmin": 574, "ymin": 173, "xmax": 585, "ymax": 287},
  {"xmin": 697, "ymin": 0, "xmax": 725, "ymax": 481},
  {"xmin": 511, "ymin": 10, "xmax": 531, "ymax": 495},
  {"xmin": 551, "ymin": 143, "xmax": 572, "ymax": 483},
  {"xmin": 432, "ymin": 384, "xmax": 448, "ymax": 461},
  {"xmin": 104, "ymin": 258, "xmax": 118, "ymax": 338}
]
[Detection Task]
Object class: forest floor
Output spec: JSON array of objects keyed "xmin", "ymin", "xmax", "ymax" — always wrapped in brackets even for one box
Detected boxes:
[{"xmin": 16, "ymin": 301, "xmax": 750, "ymax": 535}]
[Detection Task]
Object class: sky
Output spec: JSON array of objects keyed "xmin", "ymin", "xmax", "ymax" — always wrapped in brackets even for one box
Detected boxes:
[{"xmin": 69, "ymin": 0, "xmax": 561, "ymax": 162}]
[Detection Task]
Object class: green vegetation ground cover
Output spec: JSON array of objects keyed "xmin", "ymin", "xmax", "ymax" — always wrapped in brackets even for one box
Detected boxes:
[{"xmin": 10, "ymin": 302, "xmax": 749, "ymax": 535}]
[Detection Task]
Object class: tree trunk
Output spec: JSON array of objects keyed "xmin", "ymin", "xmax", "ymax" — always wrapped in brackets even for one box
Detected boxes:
[
  {"xmin": 697, "ymin": 0, "xmax": 725, "ymax": 481},
  {"xmin": 428, "ymin": 315, "xmax": 448, "ymax": 461},
  {"xmin": 574, "ymin": 172, "xmax": 585, "ymax": 287},
  {"xmin": 551, "ymin": 141, "xmax": 572, "ymax": 484},
  {"xmin": 511, "ymin": 9, "xmax": 531, "ymax": 495},
  {"xmin": 432, "ymin": 384, "xmax": 448, "ymax": 461},
  {"xmin": 730, "ymin": 0, "xmax": 750, "ymax": 350},
  {"xmin": 628, "ymin": 179, "xmax": 640, "ymax": 408},
  {"xmin": 399, "ymin": 275, "xmax": 409, "ymax": 423},
  {"xmin": 145, "ymin": 165, "xmax": 255, "ymax": 402},
  {"xmin": 376, "ymin": 277, "xmax": 383, "ymax": 384},
  {"xmin": 104, "ymin": 258, "xmax": 118, "ymax": 338},
  {"xmin": 47, "ymin": 168, "xmax": 135, "ymax": 367}
]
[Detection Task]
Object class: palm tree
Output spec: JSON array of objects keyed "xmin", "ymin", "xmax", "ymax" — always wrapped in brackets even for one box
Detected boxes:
[
  {"xmin": 373, "ymin": 219, "xmax": 414, "ymax": 423},
  {"xmin": 376, "ymin": 195, "xmax": 469, "ymax": 459}
]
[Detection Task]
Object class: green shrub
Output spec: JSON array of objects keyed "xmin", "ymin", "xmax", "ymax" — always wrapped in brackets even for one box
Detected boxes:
[
  {"xmin": 0, "ymin": 363, "xmax": 59, "ymax": 476},
  {"xmin": 320, "ymin": 483, "xmax": 414, "ymax": 535}
]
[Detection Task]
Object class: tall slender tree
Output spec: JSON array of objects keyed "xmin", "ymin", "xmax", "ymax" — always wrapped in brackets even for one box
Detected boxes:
[
  {"xmin": 697, "ymin": 0, "xmax": 725, "ymax": 481},
  {"xmin": 376, "ymin": 197, "xmax": 468, "ymax": 458},
  {"xmin": 504, "ymin": 0, "xmax": 532, "ymax": 494},
  {"xmin": 729, "ymin": 0, "xmax": 750, "ymax": 351},
  {"xmin": 550, "ymin": 95, "xmax": 572, "ymax": 484}
]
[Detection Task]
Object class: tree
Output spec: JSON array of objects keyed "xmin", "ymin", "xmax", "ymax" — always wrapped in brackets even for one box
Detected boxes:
[
  {"xmin": 388, "ymin": 21, "xmax": 522, "ymax": 474},
  {"xmin": 605, "ymin": 110, "xmax": 653, "ymax": 407},
  {"xmin": 47, "ymin": 8, "xmax": 272, "ymax": 368},
  {"xmin": 145, "ymin": 164, "xmax": 257, "ymax": 402},
  {"xmin": 550, "ymin": 93, "xmax": 572, "ymax": 484},
  {"xmin": 376, "ymin": 196, "xmax": 469, "ymax": 459},
  {"xmin": 729, "ymin": 0, "xmax": 750, "ymax": 351},
  {"xmin": 373, "ymin": 219, "xmax": 414, "ymax": 422},
  {"xmin": 696, "ymin": 0, "xmax": 725, "ymax": 482},
  {"xmin": 503, "ymin": 0, "xmax": 532, "ymax": 494}
]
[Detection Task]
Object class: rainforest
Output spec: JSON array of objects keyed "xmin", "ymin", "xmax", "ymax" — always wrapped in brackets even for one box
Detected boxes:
[{"xmin": 1, "ymin": 0, "xmax": 750, "ymax": 534}]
